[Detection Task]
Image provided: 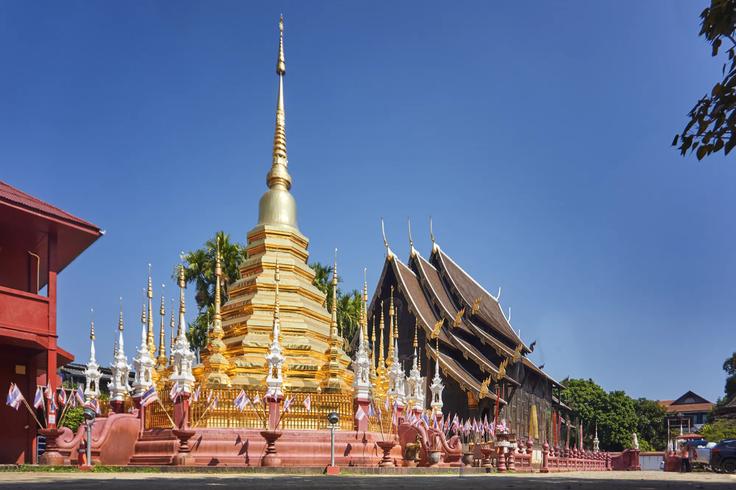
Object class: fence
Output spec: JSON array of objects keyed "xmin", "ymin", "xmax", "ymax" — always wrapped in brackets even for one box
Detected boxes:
[{"xmin": 145, "ymin": 385, "xmax": 355, "ymax": 431}]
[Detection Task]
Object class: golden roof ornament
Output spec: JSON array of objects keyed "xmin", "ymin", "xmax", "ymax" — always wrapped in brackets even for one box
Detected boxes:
[
  {"xmin": 429, "ymin": 216, "xmax": 438, "ymax": 252},
  {"xmin": 378, "ymin": 300, "xmax": 385, "ymax": 367},
  {"xmin": 408, "ymin": 218, "xmax": 416, "ymax": 257}
]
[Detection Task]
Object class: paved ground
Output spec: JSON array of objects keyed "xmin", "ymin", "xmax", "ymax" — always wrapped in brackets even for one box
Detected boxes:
[{"xmin": 0, "ymin": 472, "xmax": 733, "ymax": 489}]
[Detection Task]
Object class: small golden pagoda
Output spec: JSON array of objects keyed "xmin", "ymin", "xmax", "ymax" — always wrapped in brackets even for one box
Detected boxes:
[{"xmin": 216, "ymin": 17, "xmax": 353, "ymax": 392}]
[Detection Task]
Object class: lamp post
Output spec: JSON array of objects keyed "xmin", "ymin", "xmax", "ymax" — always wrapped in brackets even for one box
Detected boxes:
[
  {"xmin": 81, "ymin": 405, "xmax": 96, "ymax": 470},
  {"xmin": 326, "ymin": 411, "xmax": 340, "ymax": 475}
]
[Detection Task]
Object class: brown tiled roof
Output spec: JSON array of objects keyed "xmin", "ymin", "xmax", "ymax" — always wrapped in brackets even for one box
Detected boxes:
[
  {"xmin": 427, "ymin": 343, "xmax": 506, "ymax": 405},
  {"xmin": 663, "ymin": 402, "xmax": 714, "ymax": 414},
  {"xmin": 432, "ymin": 246, "xmax": 525, "ymax": 348},
  {"xmin": 0, "ymin": 180, "xmax": 100, "ymax": 233}
]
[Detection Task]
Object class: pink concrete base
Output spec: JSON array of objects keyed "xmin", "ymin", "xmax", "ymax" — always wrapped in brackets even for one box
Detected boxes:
[
  {"xmin": 325, "ymin": 465, "xmax": 341, "ymax": 475},
  {"xmin": 129, "ymin": 428, "xmax": 402, "ymax": 467}
]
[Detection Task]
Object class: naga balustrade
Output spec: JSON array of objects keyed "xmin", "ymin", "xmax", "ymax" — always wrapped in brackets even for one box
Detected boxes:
[{"xmin": 541, "ymin": 443, "xmax": 610, "ymax": 472}]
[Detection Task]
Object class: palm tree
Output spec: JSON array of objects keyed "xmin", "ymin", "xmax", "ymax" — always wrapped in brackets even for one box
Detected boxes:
[{"xmin": 178, "ymin": 231, "xmax": 245, "ymax": 360}]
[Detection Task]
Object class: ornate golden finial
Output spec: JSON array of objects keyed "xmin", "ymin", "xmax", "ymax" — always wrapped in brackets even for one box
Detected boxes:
[
  {"xmin": 330, "ymin": 248, "xmax": 338, "ymax": 339},
  {"xmin": 277, "ymin": 15, "xmax": 285, "ymax": 75},
  {"xmin": 90, "ymin": 308, "xmax": 95, "ymax": 341},
  {"xmin": 413, "ymin": 317, "xmax": 418, "ymax": 350},
  {"xmin": 214, "ymin": 237, "xmax": 223, "ymax": 324},
  {"xmin": 146, "ymin": 264, "xmax": 155, "ymax": 356},
  {"xmin": 378, "ymin": 301, "xmax": 385, "ymax": 366},
  {"xmin": 157, "ymin": 286, "xmax": 167, "ymax": 367},
  {"xmin": 387, "ymin": 286, "xmax": 395, "ymax": 366}
]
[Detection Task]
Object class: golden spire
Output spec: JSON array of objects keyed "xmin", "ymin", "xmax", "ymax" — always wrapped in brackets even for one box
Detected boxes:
[
  {"xmin": 378, "ymin": 301, "xmax": 385, "ymax": 367},
  {"xmin": 387, "ymin": 285, "xmax": 395, "ymax": 366},
  {"xmin": 413, "ymin": 317, "xmax": 418, "ymax": 350},
  {"xmin": 146, "ymin": 264, "xmax": 155, "ymax": 356},
  {"xmin": 214, "ymin": 239, "xmax": 222, "ymax": 325},
  {"xmin": 258, "ymin": 15, "xmax": 297, "ymax": 228},
  {"xmin": 330, "ymin": 248, "xmax": 338, "ymax": 339},
  {"xmin": 157, "ymin": 287, "xmax": 167, "ymax": 367},
  {"xmin": 169, "ymin": 298, "xmax": 175, "ymax": 364},
  {"xmin": 370, "ymin": 316, "xmax": 377, "ymax": 376},
  {"xmin": 362, "ymin": 268, "xmax": 368, "ymax": 341},
  {"xmin": 370, "ymin": 316, "xmax": 377, "ymax": 367}
]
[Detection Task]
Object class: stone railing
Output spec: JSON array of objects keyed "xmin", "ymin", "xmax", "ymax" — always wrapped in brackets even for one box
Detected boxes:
[{"xmin": 541, "ymin": 443, "xmax": 610, "ymax": 472}]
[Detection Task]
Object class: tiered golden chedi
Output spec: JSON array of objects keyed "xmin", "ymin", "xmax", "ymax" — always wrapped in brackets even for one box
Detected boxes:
[{"xmin": 215, "ymin": 18, "xmax": 352, "ymax": 392}]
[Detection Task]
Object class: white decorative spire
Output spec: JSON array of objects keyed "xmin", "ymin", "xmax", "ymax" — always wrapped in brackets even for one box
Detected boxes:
[
  {"xmin": 265, "ymin": 259, "xmax": 285, "ymax": 399},
  {"xmin": 405, "ymin": 320, "xmax": 425, "ymax": 412},
  {"xmin": 429, "ymin": 339, "xmax": 444, "ymax": 414},
  {"xmin": 84, "ymin": 309, "xmax": 102, "ymax": 401},
  {"xmin": 110, "ymin": 299, "xmax": 132, "ymax": 403},
  {"xmin": 169, "ymin": 265, "xmax": 195, "ymax": 393},
  {"xmin": 133, "ymin": 301, "xmax": 156, "ymax": 397},
  {"xmin": 352, "ymin": 271, "xmax": 371, "ymax": 401},
  {"xmin": 387, "ymin": 336, "xmax": 405, "ymax": 407}
]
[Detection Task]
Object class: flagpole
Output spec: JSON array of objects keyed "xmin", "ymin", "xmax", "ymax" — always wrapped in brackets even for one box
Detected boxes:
[
  {"xmin": 57, "ymin": 389, "xmax": 72, "ymax": 427},
  {"xmin": 20, "ymin": 397, "xmax": 44, "ymax": 429},
  {"xmin": 155, "ymin": 398, "xmax": 176, "ymax": 428}
]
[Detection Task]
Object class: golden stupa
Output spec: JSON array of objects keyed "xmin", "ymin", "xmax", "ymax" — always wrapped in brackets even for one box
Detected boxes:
[{"xmin": 213, "ymin": 17, "xmax": 353, "ymax": 393}]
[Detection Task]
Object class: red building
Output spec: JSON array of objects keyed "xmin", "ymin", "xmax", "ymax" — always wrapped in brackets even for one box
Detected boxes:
[{"xmin": 0, "ymin": 180, "xmax": 101, "ymax": 463}]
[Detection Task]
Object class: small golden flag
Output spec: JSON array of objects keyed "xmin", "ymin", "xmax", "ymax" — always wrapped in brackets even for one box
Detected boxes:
[
  {"xmin": 452, "ymin": 308, "xmax": 465, "ymax": 328},
  {"xmin": 471, "ymin": 297, "xmax": 482, "ymax": 315}
]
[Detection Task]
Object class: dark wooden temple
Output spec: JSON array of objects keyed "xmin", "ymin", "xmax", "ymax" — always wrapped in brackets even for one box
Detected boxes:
[{"xmin": 367, "ymin": 239, "xmax": 566, "ymax": 443}]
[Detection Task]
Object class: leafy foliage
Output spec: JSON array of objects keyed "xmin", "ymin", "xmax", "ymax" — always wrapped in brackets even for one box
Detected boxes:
[
  {"xmin": 60, "ymin": 407, "xmax": 84, "ymax": 433},
  {"xmin": 561, "ymin": 378, "xmax": 668, "ymax": 451},
  {"xmin": 723, "ymin": 351, "xmax": 736, "ymax": 401},
  {"xmin": 674, "ymin": 0, "xmax": 736, "ymax": 159},
  {"xmin": 699, "ymin": 419, "xmax": 736, "ymax": 441},
  {"xmin": 309, "ymin": 261, "xmax": 362, "ymax": 354}
]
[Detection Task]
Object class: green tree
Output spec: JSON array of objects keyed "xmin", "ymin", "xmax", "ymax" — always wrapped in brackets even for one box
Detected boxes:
[
  {"xmin": 674, "ymin": 0, "xmax": 736, "ymax": 158},
  {"xmin": 723, "ymin": 352, "xmax": 736, "ymax": 401},
  {"xmin": 634, "ymin": 398, "xmax": 668, "ymax": 451},
  {"xmin": 561, "ymin": 378, "xmax": 663, "ymax": 451},
  {"xmin": 179, "ymin": 231, "xmax": 245, "ymax": 361},
  {"xmin": 309, "ymin": 261, "xmax": 362, "ymax": 353},
  {"xmin": 699, "ymin": 419, "xmax": 736, "ymax": 441},
  {"xmin": 60, "ymin": 406, "xmax": 84, "ymax": 433}
]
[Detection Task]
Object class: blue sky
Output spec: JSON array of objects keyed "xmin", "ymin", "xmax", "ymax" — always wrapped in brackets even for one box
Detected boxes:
[{"xmin": 1, "ymin": 1, "xmax": 735, "ymax": 403}]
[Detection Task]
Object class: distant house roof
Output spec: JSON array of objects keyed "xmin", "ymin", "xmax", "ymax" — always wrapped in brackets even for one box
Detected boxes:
[{"xmin": 659, "ymin": 391, "xmax": 714, "ymax": 414}]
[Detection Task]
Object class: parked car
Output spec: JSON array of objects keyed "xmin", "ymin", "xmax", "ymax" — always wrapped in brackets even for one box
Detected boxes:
[{"xmin": 709, "ymin": 439, "xmax": 736, "ymax": 473}]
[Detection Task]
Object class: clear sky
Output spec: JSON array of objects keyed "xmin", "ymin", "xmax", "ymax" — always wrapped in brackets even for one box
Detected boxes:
[{"xmin": 1, "ymin": 1, "xmax": 734, "ymax": 403}]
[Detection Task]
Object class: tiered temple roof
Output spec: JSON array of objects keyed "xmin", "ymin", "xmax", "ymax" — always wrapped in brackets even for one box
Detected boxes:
[{"xmin": 368, "ymin": 238, "xmax": 561, "ymax": 409}]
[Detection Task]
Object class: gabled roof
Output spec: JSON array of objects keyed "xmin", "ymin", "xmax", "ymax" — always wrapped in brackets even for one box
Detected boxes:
[
  {"xmin": 671, "ymin": 391, "xmax": 712, "ymax": 406},
  {"xmin": 0, "ymin": 180, "xmax": 100, "ymax": 233},
  {"xmin": 431, "ymin": 245, "xmax": 526, "ymax": 350}
]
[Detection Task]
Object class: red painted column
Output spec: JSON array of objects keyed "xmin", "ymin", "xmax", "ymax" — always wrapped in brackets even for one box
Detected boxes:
[
  {"xmin": 46, "ymin": 234, "xmax": 58, "ymax": 428},
  {"xmin": 265, "ymin": 394, "xmax": 283, "ymax": 430},
  {"xmin": 173, "ymin": 393, "xmax": 190, "ymax": 429},
  {"xmin": 354, "ymin": 397, "xmax": 370, "ymax": 432}
]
